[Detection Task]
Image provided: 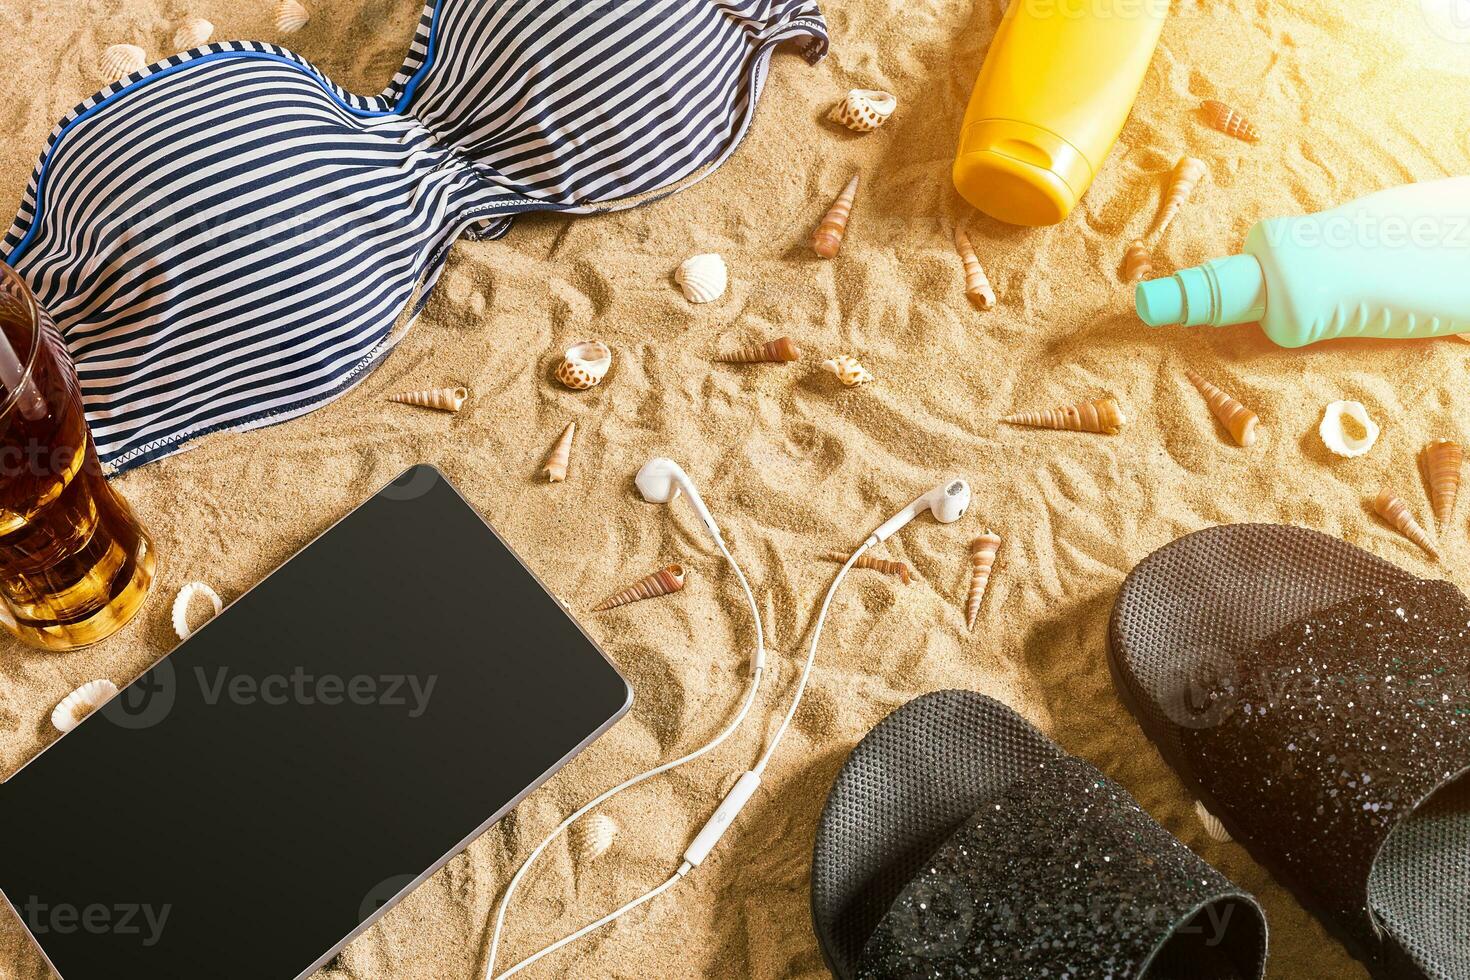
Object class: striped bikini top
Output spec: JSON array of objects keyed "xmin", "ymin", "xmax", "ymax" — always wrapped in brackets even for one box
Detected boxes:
[{"xmin": 2, "ymin": 0, "xmax": 828, "ymax": 473}]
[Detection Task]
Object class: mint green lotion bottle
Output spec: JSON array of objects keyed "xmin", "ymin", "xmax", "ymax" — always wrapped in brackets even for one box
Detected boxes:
[{"xmin": 1135, "ymin": 176, "xmax": 1470, "ymax": 347}]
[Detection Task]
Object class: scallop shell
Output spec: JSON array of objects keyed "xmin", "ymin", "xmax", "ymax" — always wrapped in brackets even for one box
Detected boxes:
[
  {"xmin": 594, "ymin": 564, "xmax": 685, "ymax": 612},
  {"xmin": 675, "ymin": 253, "xmax": 728, "ymax": 304},
  {"xmin": 1319, "ymin": 400, "xmax": 1379, "ymax": 458},
  {"xmin": 827, "ymin": 89, "xmax": 896, "ymax": 132},
  {"xmin": 173, "ymin": 17, "xmax": 214, "ymax": 50},
  {"xmin": 812, "ymin": 175, "xmax": 859, "ymax": 259},
  {"xmin": 717, "ymin": 337, "xmax": 801, "ymax": 363},
  {"xmin": 825, "ymin": 552, "xmax": 912, "ymax": 585},
  {"xmin": 570, "ymin": 813, "xmax": 617, "ymax": 864},
  {"xmin": 1374, "ymin": 491, "xmax": 1437, "ymax": 558},
  {"xmin": 172, "ymin": 580, "xmax": 223, "ymax": 639},
  {"xmin": 1419, "ymin": 440, "xmax": 1463, "ymax": 528},
  {"xmin": 52, "ymin": 680, "xmax": 120, "ymax": 734},
  {"xmin": 388, "ymin": 386, "xmax": 469, "ymax": 412},
  {"xmin": 555, "ymin": 340, "xmax": 613, "ymax": 390},
  {"xmin": 1185, "ymin": 370, "xmax": 1258, "ymax": 447},
  {"xmin": 820, "ymin": 354, "xmax": 873, "ymax": 387},
  {"xmin": 965, "ymin": 533, "xmax": 1001, "ymax": 631},
  {"xmin": 1200, "ymin": 99, "xmax": 1260, "ymax": 142},
  {"xmin": 1003, "ymin": 398, "xmax": 1126, "ymax": 435},
  {"xmin": 1195, "ymin": 801, "xmax": 1232, "ymax": 843},
  {"xmin": 954, "ymin": 226, "xmax": 996, "ymax": 310},
  {"xmin": 542, "ymin": 422, "xmax": 575, "ymax": 483},
  {"xmin": 1150, "ymin": 157, "xmax": 1208, "ymax": 239},
  {"xmin": 100, "ymin": 43, "xmax": 147, "ymax": 81},
  {"xmin": 1122, "ymin": 240, "xmax": 1153, "ymax": 283},
  {"xmin": 274, "ymin": 0, "xmax": 310, "ymax": 33}
]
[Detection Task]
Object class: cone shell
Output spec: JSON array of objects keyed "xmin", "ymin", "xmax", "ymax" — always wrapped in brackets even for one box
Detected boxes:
[
  {"xmin": 101, "ymin": 43, "xmax": 147, "ymax": 80},
  {"xmin": 51, "ymin": 680, "xmax": 120, "ymax": 734},
  {"xmin": 1374, "ymin": 491, "xmax": 1437, "ymax": 558},
  {"xmin": 555, "ymin": 340, "xmax": 612, "ymax": 390},
  {"xmin": 1122, "ymin": 240, "xmax": 1153, "ymax": 283},
  {"xmin": 812, "ymin": 175, "xmax": 859, "ymax": 259},
  {"xmin": 718, "ymin": 336, "xmax": 801, "ymax": 363},
  {"xmin": 675, "ymin": 253, "xmax": 728, "ymax": 304},
  {"xmin": 388, "ymin": 385, "xmax": 469, "ymax": 412},
  {"xmin": 821, "ymin": 354, "xmax": 873, "ymax": 387},
  {"xmin": 173, "ymin": 17, "xmax": 214, "ymax": 49},
  {"xmin": 1419, "ymin": 440, "xmax": 1463, "ymax": 527},
  {"xmin": 1319, "ymin": 400, "xmax": 1379, "ymax": 458},
  {"xmin": 1185, "ymin": 370, "xmax": 1258, "ymax": 447},
  {"xmin": 954, "ymin": 226, "xmax": 996, "ymax": 310},
  {"xmin": 570, "ymin": 814, "xmax": 617, "ymax": 864},
  {"xmin": 827, "ymin": 89, "xmax": 896, "ymax": 132},
  {"xmin": 275, "ymin": 0, "xmax": 310, "ymax": 32},
  {"xmin": 1150, "ymin": 157, "xmax": 1208, "ymax": 239},
  {"xmin": 1003, "ymin": 397, "xmax": 1126, "ymax": 435},
  {"xmin": 965, "ymin": 533, "xmax": 1001, "ymax": 631},
  {"xmin": 1195, "ymin": 801, "xmax": 1232, "ymax": 843},
  {"xmin": 827, "ymin": 552, "xmax": 912, "ymax": 585},
  {"xmin": 594, "ymin": 564, "xmax": 686, "ymax": 612},
  {"xmin": 1200, "ymin": 99, "xmax": 1259, "ymax": 142},
  {"xmin": 542, "ymin": 422, "xmax": 575, "ymax": 483}
]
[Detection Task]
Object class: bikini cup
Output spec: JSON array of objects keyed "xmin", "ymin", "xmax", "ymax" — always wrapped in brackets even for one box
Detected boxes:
[{"xmin": 1, "ymin": 0, "xmax": 829, "ymax": 473}]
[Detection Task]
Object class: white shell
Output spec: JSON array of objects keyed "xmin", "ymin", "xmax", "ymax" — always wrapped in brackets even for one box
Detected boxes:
[
  {"xmin": 52, "ymin": 680, "xmax": 120, "ymax": 734},
  {"xmin": 1319, "ymin": 400, "xmax": 1380, "ymax": 458},
  {"xmin": 172, "ymin": 580, "xmax": 223, "ymax": 640},
  {"xmin": 555, "ymin": 340, "xmax": 613, "ymax": 390},
  {"xmin": 828, "ymin": 89, "xmax": 897, "ymax": 132},
  {"xmin": 570, "ymin": 813, "xmax": 617, "ymax": 864},
  {"xmin": 274, "ymin": 0, "xmax": 310, "ymax": 33},
  {"xmin": 1194, "ymin": 800, "xmax": 1232, "ymax": 842},
  {"xmin": 821, "ymin": 354, "xmax": 873, "ymax": 386},
  {"xmin": 173, "ymin": 17, "xmax": 214, "ymax": 49},
  {"xmin": 675, "ymin": 253, "xmax": 728, "ymax": 304},
  {"xmin": 100, "ymin": 44, "xmax": 147, "ymax": 81}
]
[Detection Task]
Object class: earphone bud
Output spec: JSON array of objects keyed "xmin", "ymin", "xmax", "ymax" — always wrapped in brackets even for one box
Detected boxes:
[
  {"xmin": 636, "ymin": 457, "xmax": 722, "ymax": 541},
  {"xmin": 869, "ymin": 478, "xmax": 972, "ymax": 543}
]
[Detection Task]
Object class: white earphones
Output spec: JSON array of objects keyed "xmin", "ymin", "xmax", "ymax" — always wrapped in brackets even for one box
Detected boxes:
[
  {"xmin": 869, "ymin": 478, "xmax": 972, "ymax": 544},
  {"xmin": 636, "ymin": 457, "xmax": 722, "ymax": 541}
]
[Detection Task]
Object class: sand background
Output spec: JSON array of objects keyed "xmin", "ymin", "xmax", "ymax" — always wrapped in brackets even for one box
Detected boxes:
[{"xmin": 3, "ymin": 0, "xmax": 1470, "ymax": 976}]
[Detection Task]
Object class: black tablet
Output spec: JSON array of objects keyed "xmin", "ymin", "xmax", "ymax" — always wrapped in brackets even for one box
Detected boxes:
[{"xmin": 0, "ymin": 464, "xmax": 632, "ymax": 978}]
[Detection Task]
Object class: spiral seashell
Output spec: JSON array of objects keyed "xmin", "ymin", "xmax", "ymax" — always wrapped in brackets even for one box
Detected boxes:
[
  {"xmin": 954, "ymin": 226, "xmax": 996, "ymax": 310},
  {"xmin": 1003, "ymin": 397, "xmax": 1126, "ymax": 435},
  {"xmin": 820, "ymin": 354, "xmax": 873, "ymax": 387},
  {"xmin": 965, "ymin": 533, "xmax": 1001, "ymax": 630},
  {"xmin": 594, "ymin": 564, "xmax": 686, "ymax": 612},
  {"xmin": 812, "ymin": 175, "xmax": 859, "ymax": 259},
  {"xmin": 1122, "ymin": 240, "xmax": 1153, "ymax": 283},
  {"xmin": 1319, "ymin": 400, "xmax": 1379, "ymax": 458},
  {"xmin": 1195, "ymin": 801, "xmax": 1232, "ymax": 843},
  {"xmin": 1150, "ymin": 157, "xmax": 1208, "ymax": 239},
  {"xmin": 388, "ymin": 385, "xmax": 469, "ymax": 413},
  {"xmin": 825, "ymin": 552, "xmax": 913, "ymax": 585},
  {"xmin": 1419, "ymin": 439, "xmax": 1463, "ymax": 528},
  {"xmin": 717, "ymin": 336, "xmax": 801, "ymax": 363},
  {"xmin": 275, "ymin": 0, "xmax": 310, "ymax": 32},
  {"xmin": 675, "ymin": 253, "xmax": 728, "ymax": 304},
  {"xmin": 1185, "ymin": 370, "xmax": 1258, "ymax": 447},
  {"xmin": 172, "ymin": 580, "xmax": 223, "ymax": 640},
  {"xmin": 542, "ymin": 422, "xmax": 575, "ymax": 483},
  {"xmin": 827, "ymin": 89, "xmax": 896, "ymax": 132},
  {"xmin": 555, "ymin": 340, "xmax": 612, "ymax": 390},
  {"xmin": 570, "ymin": 814, "xmax": 617, "ymax": 864},
  {"xmin": 172, "ymin": 17, "xmax": 214, "ymax": 50},
  {"xmin": 1200, "ymin": 99, "xmax": 1259, "ymax": 142},
  {"xmin": 1374, "ymin": 491, "xmax": 1437, "ymax": 558},
  {"xmin": 100, "ymin": 43, "xmax": 147, "ymax": 81},
  {"xmin": 52, "ymin": 680, "xmax": 120, "ymax": 734}
]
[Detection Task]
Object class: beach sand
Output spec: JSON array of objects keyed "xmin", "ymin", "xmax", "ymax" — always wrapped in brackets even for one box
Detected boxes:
[{"xmin": 3, "ymin": 0, "xmax": 1470, "ymax": 976}]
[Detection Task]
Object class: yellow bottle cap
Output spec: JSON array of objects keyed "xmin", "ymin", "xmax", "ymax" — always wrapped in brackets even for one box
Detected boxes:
[{"xmin": 952, "ymin": 119, "xmax": 1094, "ymax": 227}]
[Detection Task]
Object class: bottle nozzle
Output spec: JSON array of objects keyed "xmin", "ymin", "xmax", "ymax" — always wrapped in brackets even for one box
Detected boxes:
[
  {"xmin": 1134, "ymin": 254, "xmax": 1268, "ymax": 328},
  {"xmin": 1135, "ymin": 278, "xmax": 1185, "ymax": 326}
]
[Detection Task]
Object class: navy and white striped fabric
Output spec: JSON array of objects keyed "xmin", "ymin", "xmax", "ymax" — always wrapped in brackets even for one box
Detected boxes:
[{"xmin": 1, "ymin": 0, "xmax": 828, "ymax": 472}]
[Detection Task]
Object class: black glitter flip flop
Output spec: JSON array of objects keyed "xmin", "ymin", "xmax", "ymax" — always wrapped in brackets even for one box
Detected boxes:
[
  {"xmin": 810, "ymin": 690, "xmax": 1268, "ymax": 980},
  {"xmin": 1110, "ymin": 523, "xmax": 1470, "ymax": 980}
]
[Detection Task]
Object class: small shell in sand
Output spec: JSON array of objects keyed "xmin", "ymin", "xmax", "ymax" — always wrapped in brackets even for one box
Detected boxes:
[
  {"xmin": 555, "ymin": 340, "xmax": 613, "ymax": 390},
  {"xmin": 821, "ymin": 354, "xmax": 873, "ymax": 387},
  {"xmin": 570, "ymin": 813, "xmax": 618, "ymax": 864},
  {"xmin": 1122, "ymin": 240, "xmax": 1153, "ymax": 283},
  {"xmin": 1150, "ymin": 157, "xmax": 1208, "ymax": 239},
  {"xmin": 1200, "ymin": 99, "xmax": 1260, "ymax": 142},
  {"xmin": 954, "ymin": 227, "xmax": 996, "ymax": 310},
  {"xmin": 1319, "ymin": 401, "xmax": 1379, "ymax": 458},
  {"xmin": 52, "ymin": 680, "xmax": 121, "ymax": 734},
  {"xmin": 827, "ymin": 89, "xmax": 896, "ymax": 132},
  {"xmin": 172, "ymin": 580, "xmax": 223, "ymax": 639},
  {"xmin": 718, "ymin": 337, "xmax": 801, "ymax": 363},
  {"xmin": 812, "ymin": 175, "xmax": 859, "ymax": 259},
  {"xmin": 172, "ymin": 17, "xmax": 214, "ymax": 50},
  {"xmin": 101, "ymin": 44, "xmax": 147, "ymax": 80},
  {"xmin": 1185, "ymin": 370, "xmax": 1258, "ymax": 447},
  {"xmin": 542, "ymin": 422, "xmax": 575, "ymax": 483},
  {"xmin": 1003, "ymin": 398, "xmax": 1126, "ymax": 435},
  {"xmin": 826, "ymin": 552, "xmax": 913, "ymax": 585},
  {"xmin": 675, "ymin": 253, "xmax": 728, "ymax": 304},
  {"xmin": 965, "ymin": 533, "xmax": 1001, "ymax": 631},
  {"xmin": 594, "ymin": 564, "xmax": 686, "ymax": 612},
  {"xmin": 1195, "ymin": 801, "xmax": 1233, "ymax": 843},
  {"xmin": 1374, "ymin": 491, "xmax": 1437, "ymax": 558},
  {"xmin": 275, "ymin": 0, "xmax": 310, "ymax": 32},
  {"xmin": 388, "ymin": 386, "xmax": 469, "ymax": 413},
  {"xmin": 1419, "ymin": 440, "xmax": 1463, "ymax": 528}
]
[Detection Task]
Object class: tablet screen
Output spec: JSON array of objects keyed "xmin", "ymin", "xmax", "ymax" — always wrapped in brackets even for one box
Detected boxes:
[{"xmin": 0, "ymin": 465, "xmax": 631, "ymax": 978}]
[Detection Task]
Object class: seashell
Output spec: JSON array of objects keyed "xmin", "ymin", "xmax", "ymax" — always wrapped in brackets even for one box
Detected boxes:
[
  {"xmin": 825, "ymin": 552, "xmax": 913, "ymax": 585},
  {"xmin": 100, "ymin": 43, "xmax": 147, "ymax": 81},
  {"xmin": 1319, "ymin": 400, "xmax": 1379, "ymax": 458},
  {"xmin": 555, "ymin": 340, "xmax": 612, "ymax": 390},
  {"xmin": 388, "ymin": 385, "xmax": 469, "ymax": 413},
  {"xmin": 965, "ymin": 532, "xmax": 1001, "ymax": 631},
  {"xmin": 1374, "ymin": 491, "xmax": 1437, "ymax": 558},
  {"xmin": 1185, "ymin": 370, "xmax": 1258, "ymax": 447},
  {"xmin": 1122, "ymin": 240, "xmax": 1153, "ymax": 283},
  {"xmin": 52, "ymin": 680, "xmax": 120, "ymax": 734},
  {"xmin": 1200, "ymin": 99, "xmax": 1260, "ymax": 143},
  {"xmin": 1195, "ymin": 801, "xmax": 1232, "ymax": 843},
  {"xmin": 1003, "ymin": 397, "xmax": 1126, "ymax": 435},
  {"xmin": 812, "ymin": 175, "xmax": 859, "ymax": 259},
  {"xmin": 820, "ymin": 354, "xmax": 873, "ymax": 387},
  {"xmin": 954, "ymin": 226, "xmax": 996, "ymax": 310},
  {"xmin": 172, "ymin": 580, "xmax": 223, "ymax": 640},
  {"xmin": 675, "ymin": 253, "xmax": 728, "ymax": 304},
  {"xmin": 594, "ymin": 563, "xmax": 686, "ymax": 612},
  {"xmin": 1419, "ymin": 439, "xmax": 1463, "ymax": 528},
  {"xmin": 827, "ymin": 89, "xmax": 897, "ymax": 132},
  {"xmin": 172, "ymin": 17, "xmax": 214, "ymax": 50},
  {"xmin": 570, "ymin": 813, "xmax": 617, "ymax": 864},
  {"xmin": 542, "ymin": 422, "xmax": 575, "ymax": 483},
  {"xmin": 1149, "ymin": 157, "xmax": 1208, "ymax": 239},
  {"xmin": 717, "ymin": 336, "xmax": 801, "ymax": 363},
  {"xmin": 275, "ymin": 0, "xmax": 310, "ymax": 32}
]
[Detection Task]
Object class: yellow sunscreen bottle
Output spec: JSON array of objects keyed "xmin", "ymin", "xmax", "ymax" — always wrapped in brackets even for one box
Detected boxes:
[{"xmin": 953, "ymin": 0, "xmax": 1169, "ymax": 226}]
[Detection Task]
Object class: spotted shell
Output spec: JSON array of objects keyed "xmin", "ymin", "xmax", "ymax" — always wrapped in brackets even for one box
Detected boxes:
[
  {"xmin": 821, "ymin": 354, "xmax": 873, "ymax": 387},
  {"xmin": 675, "ymin": 253, "xmax": 728, "ymax": 304},
  {"xmin": 275, "ymin": 0, "xmax": 310, "ymax": 33},
  {"xmin": 101, "ymin": 43, "xmax": 147, "ymax": 81},
  {"xmin": 52, "ymin": 680, "xmax": 120, "ymax": 733},
  {"xmin": 173, "ymin": 17, "xmax": 215, "ymax": 50},
  {"xmin": 554, "ymin": 340, "xmax": 613, "ymax": 390},
  {"xmin": 828, "ymin": 89, "xmax": 897, "ymax": 132}
]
